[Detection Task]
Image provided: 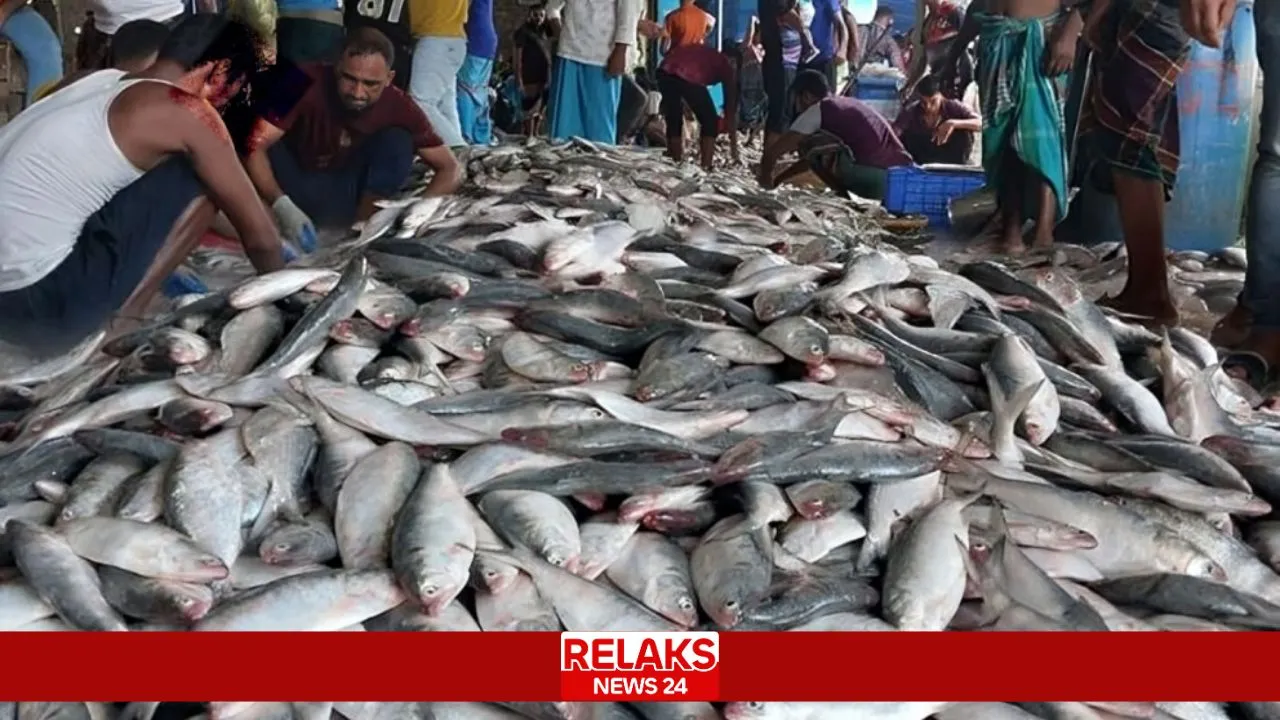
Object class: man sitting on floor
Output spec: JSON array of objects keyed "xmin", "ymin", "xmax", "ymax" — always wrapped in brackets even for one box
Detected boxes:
[
  {"xmin": 241, "ymin": 27, "xmax": 462, "ymax": 252},
  {"xmin": 758, "ymin": 69, "xmax": 911, "ymax": 200}
]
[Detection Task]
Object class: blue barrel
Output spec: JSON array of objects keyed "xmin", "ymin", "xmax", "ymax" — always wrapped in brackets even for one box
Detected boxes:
[
  {"xmin": 0, "ymin": 6, "xmax": 64, "ymax": 109},
  {"xmin": 1165, "ymin": 0, "xmax": 1260, "ymax": 251}
]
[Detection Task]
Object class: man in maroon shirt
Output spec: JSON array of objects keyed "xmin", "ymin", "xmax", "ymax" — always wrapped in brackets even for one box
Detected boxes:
[
  {"xmin": 893, "ymin": 73, "xmax": 980, "ymax": 165},
  {"xmin": 655, "ymin": 43, "xmax": 741, "ymax": 171},
  {"xmin": 242, "ymin": 27, "xmax": 462, "ymax": 251},
  {"xmin": 758, "ymin": 69, "xmax": 911, "ymax": 200}
]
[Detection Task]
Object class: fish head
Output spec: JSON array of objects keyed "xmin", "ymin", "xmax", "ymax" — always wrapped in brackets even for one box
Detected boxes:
[
  {"xmin": 397, "ymin": 317, "xmax": 423, "ymax": 337},
  {"xmin": 171, "ymin": 584, "xmax": 215, "ymax": 622},
  {"xmin": 571, "ymin": 492, "xmax": 607, "ymax": 511},
  {"xmin": 414, "ymin": 576, "xmax": 465, "ymax": 617},
  {"xmin": 329, "ymin": 319, "xmax": 358, "ymax": 343},
  {"xmin": 1029, "ymin": 267, "xmax": 1081, "ymax": 305},
  {"xmin": 179, "ymin": 554, "xmax": 232, "ymax": 583},
  {"xmin": 804, "ymin": 362, "xmax": 836, "ymax": 382},
  {"xmin": 707, "ymin": 597, "xmax": 743, "ymax": 629},
  {"xmin": 1199, "ymin": 435, "xmax": 1252, "ymax": 464},
  {"xmin": 567, "ymin": 362, "xmax": 593, "ymax": 383},
  {"xmin": 259, "ymin": 535, "xmax": 305, "ymax": 566},
  {"xmin": 724, "ymin": 702, "xmax": 772, "ymax": 720},
  {"xmin": 544, "ymin": 549, "xmax": 580, "ymax": 573},
  {"xmin": 476, "ymin": 563, "xmax": 518, "ymax": 594},
  {"xmin": 668, "ymin": 593, "xmax": 699, "ymax": 628},
  {"xmin": 501, "ymin": 427, "xmax": 549, "ymax": 448},
  {"xmin": 1180, "ymin": 552, "xmax": 1228, "ymax": 582},
  {"xmin": 1021, "ymin": 417, "xmax": 1052, "ymax": 446}
]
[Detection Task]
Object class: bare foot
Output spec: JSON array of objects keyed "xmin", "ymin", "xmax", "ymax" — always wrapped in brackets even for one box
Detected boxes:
[
  {"xmin": 1211, "ymin": 303, "xmax": 1252, "ymax": 349},
  {"xmin": 1031, "ymin": 226, "xmax": 1055, "ymax": 251},
  {"xmin": 1223, "ymin": 330, "xmax": 1280, "ymax": 383},
  {"xmin": 1096, "ymin": 286, "xmax": 1179, "ymax": 328}
]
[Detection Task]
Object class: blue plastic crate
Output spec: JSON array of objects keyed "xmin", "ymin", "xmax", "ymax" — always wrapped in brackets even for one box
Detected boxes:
[
  {"xmin": 854, "ymin": 77, "xmax": 900, "ymax": 101},
  {"xmin": 882, "ymin": 165, "xmax": 986, "ymax": 227}
]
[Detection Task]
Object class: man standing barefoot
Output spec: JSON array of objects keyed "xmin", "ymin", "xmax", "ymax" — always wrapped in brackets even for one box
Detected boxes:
[{"xmin": 1076, "ymin": 0, "xmax": 1194, "ymax": 326}]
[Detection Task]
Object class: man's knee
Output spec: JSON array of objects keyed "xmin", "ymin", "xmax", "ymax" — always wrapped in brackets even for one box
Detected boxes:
[{"xmin": 363, "ymin": 127, "xmax": 415, "ymax": 195}]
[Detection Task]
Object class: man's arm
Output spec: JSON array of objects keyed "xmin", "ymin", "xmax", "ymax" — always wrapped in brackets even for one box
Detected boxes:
[
  {"xmin": 1044, "ymin": 7, "xmax": 1083, "ymax": 76},
  {"xmin": 545, "ymin": 0, "xmax": 564, "ymax": 36},
  {"xmin": 242, "ymin": 119, "xmax": 288, "ymax": 203},
  {"xmin": 0, "ymin": 0, "xmax": 28, "ymax": 28},
  {"xmin": 512, "ymin": 35, "xmax": 526, "ymax": 90},
  {"xmin": 724, "ymin": 68, "xmax": 740, "ymax": 163},
  {"xmin": 1180, "ymin": 0, "xmax": 1234, "ymax": 48},
  {"xmin": 609, "ymin": 0, "xmax": 641, "ymax": 75},
  {"xmin": 170, "ymin": 103, "xmax": 285, "ymax": 273},
  {"xmin": 831, "ymin": 0, "xmax": 849, "ymax": 64},
  {"xmin": 843, "ymin": 10, "xmax": 861, "ymax": 64},
  {"xmin": 417, "ymin": 145, "xmax": 463, "ymax": 197}
]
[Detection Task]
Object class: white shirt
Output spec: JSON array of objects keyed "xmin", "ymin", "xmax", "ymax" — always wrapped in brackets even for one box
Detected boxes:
[
  {"xmin": 90, "ymin": 0, "xmax": 184, "ymax": 34},
  {"xmin": 545, "ymin": 0, "xmax": 641, "ymax": 68},
  {"xmin": 790, "ymin": 102, "xmax": 823, "ymax": 135},
  {"xmin": 0, "ymin": 71, "xmax": 154, "ymax": 291}
]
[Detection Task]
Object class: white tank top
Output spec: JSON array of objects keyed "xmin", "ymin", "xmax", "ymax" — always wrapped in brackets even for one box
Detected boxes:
[
  {"xmin": 90, "ymin": 0, "xmax": 184, "ymax": 34},
  {"xmin": 0, "ymin": 70, "xmax": 166, "ymax": 292}
]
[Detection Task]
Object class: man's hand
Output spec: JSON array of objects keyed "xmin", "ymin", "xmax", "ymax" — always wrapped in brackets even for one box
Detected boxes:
[
  {"xmin": 1180, "ymin": 0, "xmax": 1236, "ymax": 48},
  {"xmin": 637, "ymin": 19, "xmax": 663, "ymax": 40},
  {"xmin": 1043, "ymin": 29, "xmax": 1077, "ymax": 76},
  {"xmin": 272, "ymin": 195, "xmax": 317, "ymax": 253},
  {"xmin": 933, "ymin": 119, "xmax": 957, "ymax": 145},
  {"xmin": 606, "ymin": 45, "xmax": 628, "ymax": 77}
]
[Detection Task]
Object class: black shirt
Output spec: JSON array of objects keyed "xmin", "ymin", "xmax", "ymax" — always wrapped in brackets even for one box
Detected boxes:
[{"xmin": 513, "ymin": 21, "xmax": 553, "ymax": 86}]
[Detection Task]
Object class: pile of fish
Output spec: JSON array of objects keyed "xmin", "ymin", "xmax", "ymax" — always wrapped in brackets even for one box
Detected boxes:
[{"xmin": 1, "ymin": 139, "xmax": 1280, "ymax": 720}]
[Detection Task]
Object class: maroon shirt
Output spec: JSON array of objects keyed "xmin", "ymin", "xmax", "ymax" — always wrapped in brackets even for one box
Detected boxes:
[
  {"xmin": 812, "ymin": 96, "xmax": 913, "ymax": 169},
  {"xmin": 278, "ymin": 63, "xmax": 443, "ymax": 172},
  {"xmin": 893, "ymin": 98, "xmax": 977, "ymax": 139},
  {"xmin": 659, "ymin": 44, "xmax": 734, "ymax": 87}
]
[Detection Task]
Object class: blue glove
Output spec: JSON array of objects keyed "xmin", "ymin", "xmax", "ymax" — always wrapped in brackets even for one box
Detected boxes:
[
  {"xmin": 162, "ymin": 268, "xmax": 209, "ymax": 298},
  {"xmin": 272, "ymin": 195, "xmax": 318, "ymax": 253},
  {"xmin": 281, "ymin": 242, "xmax": 300, "ymax": 264}
]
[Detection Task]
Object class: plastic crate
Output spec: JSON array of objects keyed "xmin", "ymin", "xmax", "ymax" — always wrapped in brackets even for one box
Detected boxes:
[
  {"xmin": 882, "ymin": 165, "xmax": 986, "ymax": 227},
  {"xmin": 863, "ymin": 98, "xmax": 901, "ymax": 122},
  {"xmin": 855, "ymin": 80, "xmax": 899, "ymax": 101}
]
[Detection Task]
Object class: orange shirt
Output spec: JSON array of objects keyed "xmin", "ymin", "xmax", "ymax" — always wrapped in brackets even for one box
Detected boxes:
[{"xmin": 664, "ymin": 4, "xmax": 714, "ymax": 48}]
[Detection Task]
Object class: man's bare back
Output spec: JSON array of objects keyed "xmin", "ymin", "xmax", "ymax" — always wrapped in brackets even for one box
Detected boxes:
[
  {"xmin": 977, "ymin": 0, "xmax": 1064, "ymax": 19},
  {"xmin": 108, "ymin": 80, "xmax": 284, "ymax": 275}
]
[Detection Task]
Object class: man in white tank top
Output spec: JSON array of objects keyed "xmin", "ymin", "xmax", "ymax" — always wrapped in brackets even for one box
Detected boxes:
[{"xmin": 0, "ymin": 16, "xmax": 285, "ymax": 355}]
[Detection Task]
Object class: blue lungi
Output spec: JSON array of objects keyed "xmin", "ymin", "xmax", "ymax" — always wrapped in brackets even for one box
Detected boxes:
[{"xmin": 547, "ymin": 56, "xmax": 621, "ymax": 144}]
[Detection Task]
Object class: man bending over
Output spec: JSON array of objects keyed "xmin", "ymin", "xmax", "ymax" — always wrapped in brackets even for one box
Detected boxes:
[
  {"xmin": 0, "ymin": 15, "xmax": 284, "ymax": 355},
  {"xmin": 758, "ymin": 69, "xmax": 911, "ymax": 200}
]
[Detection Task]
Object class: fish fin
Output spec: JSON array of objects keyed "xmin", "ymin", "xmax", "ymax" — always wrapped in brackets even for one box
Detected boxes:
[
  {"xmin": 474, "ymin": 543, "xmax": 532, "ymax": 573},
  {"xmin": 996, "ymin": 375, "xmax": 1045, "ymax": 436},
  {"xmin": 987, "ymin": 500, "xmax": 1011, "ymax": 539},
  {"xmin": 954, "ymin": 535, "xmax": 981, "ymax": 585},
  {"xmin": 942, "ymin": 461, "xmax": 996, "ymax": 495}
]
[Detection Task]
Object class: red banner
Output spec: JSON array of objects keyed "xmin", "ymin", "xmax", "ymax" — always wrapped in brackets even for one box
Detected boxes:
[{"xmin": 2, "ymin": 632, "xmax": 1279, "ymax": 701}]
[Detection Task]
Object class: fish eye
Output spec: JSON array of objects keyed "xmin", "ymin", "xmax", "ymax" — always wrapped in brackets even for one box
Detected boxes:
[
  {"xmin": 421, "ymin": 584, "xmax": 439, "ymax": 597},
  {"xmin": 724, "ymin": 599, "xmax": 738, "ymax": 609},
  {"xmin": 748, "ymin": 703, "xmax": 764, "ymax": 710},
  {"xmin": 809, "ymin": 344, "xmax": 822, "ymax": 354}
]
